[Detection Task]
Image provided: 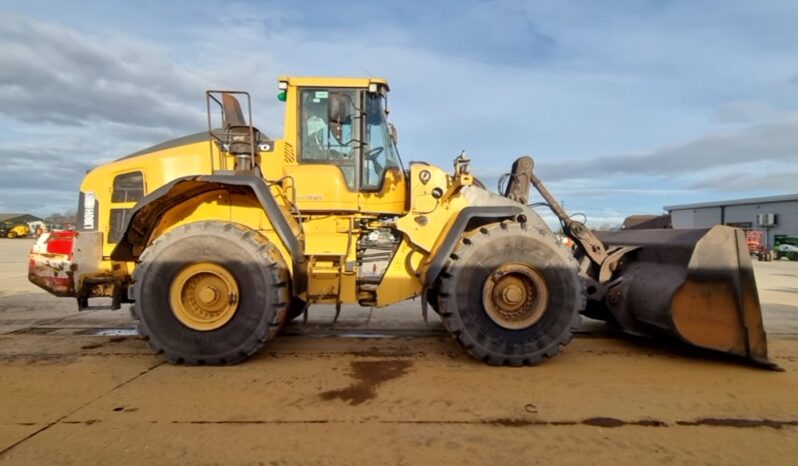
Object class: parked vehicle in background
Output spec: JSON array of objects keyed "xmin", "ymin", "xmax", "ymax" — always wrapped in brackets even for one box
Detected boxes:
[
  {"xmin": 774, "ymin": 235, "xmax": 798, "ymax": 261},
  {"xmin": 3, "ymin": 223, "xmax": 30, "ymax": 238},
  {"xmin": 745, "ymin": 230, "xmax": 773, "ymax": 261}
]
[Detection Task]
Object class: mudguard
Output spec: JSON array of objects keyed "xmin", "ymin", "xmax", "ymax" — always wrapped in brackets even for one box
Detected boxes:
[
  {"xmin": 110, "ymin": 174, "xmax": 306, "ymax": 294},
  {"xmin": 423, "ymin": 205, "xmax": 523, "ymax": 285},
  {"xmin": 110, "ymin": 175, "xmax": 301, "ymax": 264}
]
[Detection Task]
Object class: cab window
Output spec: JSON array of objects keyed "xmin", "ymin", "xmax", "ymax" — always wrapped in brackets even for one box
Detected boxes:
[
  {"xmin": 111, "ymin": 171, "xmax": 144, "ymax": 203},
  {"xmin": 109, "ymin": 171, "xmax": 144, "ymax": 243},
  {"xmin": 299, "ymin": 89, "xmax": 358, "ymax": 190}
]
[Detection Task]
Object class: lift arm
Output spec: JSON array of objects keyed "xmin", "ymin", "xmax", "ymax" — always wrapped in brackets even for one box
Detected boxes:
[{"xmin": 502, "ymin": 156, "xmax": 610, "ymax": 271}]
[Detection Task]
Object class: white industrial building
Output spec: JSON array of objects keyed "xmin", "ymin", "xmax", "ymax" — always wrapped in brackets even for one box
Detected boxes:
[{"xmin": 665, "ymin": 194, "xmax": 798, "ymax": 249}]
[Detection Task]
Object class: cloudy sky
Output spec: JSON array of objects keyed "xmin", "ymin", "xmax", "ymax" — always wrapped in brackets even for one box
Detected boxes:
[{"xmin": 2, "ymin": 0, "xmax": 797, "ymax": 226}]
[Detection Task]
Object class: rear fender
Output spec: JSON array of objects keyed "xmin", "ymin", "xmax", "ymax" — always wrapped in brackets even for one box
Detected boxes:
[
  {"xmin": 109, "ymin": 175, "xmax": 306, "ymax": 294},
  {"xmin": 111, "ymin": 176, "xmax": 300, "ymax": 261}
]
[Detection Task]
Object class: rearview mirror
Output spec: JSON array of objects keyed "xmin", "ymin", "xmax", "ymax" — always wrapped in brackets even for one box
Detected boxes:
[
  {"xmin": 328, "ymin": 93, "xmax": 350, "ymax": 143},
  {"xmin": 388, "ymin": 123, "xmax": 398, "ymax": 146},
  {"xmin": 327, "ymin": 92, "xmax": 350, "ymax": 123}
]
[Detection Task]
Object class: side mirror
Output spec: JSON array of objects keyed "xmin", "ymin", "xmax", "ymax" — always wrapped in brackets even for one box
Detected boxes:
[
  {"xmin": 328, "ymin": 93, "xmax": 350, "ymax": 142},
  {"xmin": 388, "ymin": 123, "xmax": 398, "ymax": 146}
]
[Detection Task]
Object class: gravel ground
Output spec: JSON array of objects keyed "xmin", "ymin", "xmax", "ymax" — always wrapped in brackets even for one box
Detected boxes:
[{"xmin": 1, "ymin": 238, "xmax": 797, "ymax": 465}]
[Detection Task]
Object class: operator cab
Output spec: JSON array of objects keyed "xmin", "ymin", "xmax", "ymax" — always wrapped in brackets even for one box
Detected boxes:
[{"xmin": 280, "ymin": 77, "xmax": 406, "ymax": 214}]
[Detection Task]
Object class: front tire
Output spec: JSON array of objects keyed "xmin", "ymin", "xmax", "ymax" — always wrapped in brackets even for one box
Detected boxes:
[
  {"xmin": 285, "ymin": 297, "xmax": 307, "ymax": 321},
  {"xmin": 132, "ymin": 221, "xmax": 290, "ymax": 365},
  {"xmin": 437, "ymin": 221, "xmax": 584, "ymax": 366}
]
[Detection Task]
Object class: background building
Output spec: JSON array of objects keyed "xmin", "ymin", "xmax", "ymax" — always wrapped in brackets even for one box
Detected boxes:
[
  {"xmin": 665, "ymin": 194, "xmax": 798, "ymax": 248},
  {"xmin": 0, "ymin": 213, "xmax": 42, "ymax": 225}
]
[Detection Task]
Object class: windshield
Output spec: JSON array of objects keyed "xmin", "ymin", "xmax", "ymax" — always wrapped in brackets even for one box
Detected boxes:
[{"xmin": 362, "ymin": 93, "xmax": 403, "ymax": 191}]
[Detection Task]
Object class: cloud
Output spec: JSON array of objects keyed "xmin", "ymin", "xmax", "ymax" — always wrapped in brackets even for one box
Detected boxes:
[
  {"xmin": 0, "ymin": 145, "xmax": 91, "ymax": 214},
  {"xmin": 239, "ymin": 0, "xmax": 560, "ymax": 67},
  {"xmin": 0, "ymin": 15, "xmax": 206, "ymax": 131},
  {"xmin": 0, "ymin": 14, "xmax": 216, "ymax": 216},
  {"xmin": 689, "ymin": 169, "xmax": 798, "ymax": 192},
  {"xmin": 2, "ymin": 1, "xmax": 798, "ymax": 222},
  {"xmin": 713, "ymin": 101, "xmax": 789, "ymax": 124},
  {"xmin": 0, "ymin": 141, "xmax": 92, "ymax": 192},
  {"xmin": 406, "ymin": 2, "xmax": 560, "ymax": 66},
  {"xmin": 538, "ymin": 116, "xmax": 798, "ymax": 181},
  {"xmin": 0, "ymin": 187, "xmax": 82, "ymax": 215}
]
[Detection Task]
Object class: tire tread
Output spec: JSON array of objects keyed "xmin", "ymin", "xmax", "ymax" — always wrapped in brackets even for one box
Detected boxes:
[{"xmin": 131, "ymin": 221, "xmax": 290, "ymax": 365}]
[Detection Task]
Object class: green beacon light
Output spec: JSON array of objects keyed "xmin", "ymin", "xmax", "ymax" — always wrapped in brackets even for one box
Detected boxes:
[{"xmin": 277, "ymin": 80, "xmax": 288, "ymax": 101}]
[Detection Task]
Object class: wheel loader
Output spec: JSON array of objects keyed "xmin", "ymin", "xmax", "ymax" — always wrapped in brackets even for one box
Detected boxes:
[
  {"xmin": 5, "ymin": 223, "xmax": 30, "ymax": 238},
  {"xmin": 28, "ymin": 76, "xmax": 774, "ymax": 367}
]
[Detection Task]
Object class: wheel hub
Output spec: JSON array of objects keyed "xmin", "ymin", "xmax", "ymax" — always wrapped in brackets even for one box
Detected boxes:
[
  {"xmin": 198, "ymin": 286, "xmax": 220, "ymax": 305},
  {"xmin": 170, "ymin": 262, "xmax": 239, "ymax": 331},
  {"xmin": 482, "ymin": 263, "xmax": 549, "ymax": 330},
  {"xmin": 501, "ymin": 284, "xmax": 524, "ymax": 305}
]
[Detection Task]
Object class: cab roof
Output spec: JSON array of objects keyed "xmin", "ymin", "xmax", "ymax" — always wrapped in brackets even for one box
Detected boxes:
[{"xmin": 277, "ymin": 76, "xmax": 389, "ymax": 91}]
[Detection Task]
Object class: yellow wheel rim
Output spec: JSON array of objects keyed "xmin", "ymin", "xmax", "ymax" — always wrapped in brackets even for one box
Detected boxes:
[{"xmin": 169, "ymin": 262, "xmax": 239, "ymax": 331}]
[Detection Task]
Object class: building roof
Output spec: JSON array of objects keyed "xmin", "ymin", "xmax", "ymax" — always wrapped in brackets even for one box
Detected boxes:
[
  {"xmin": 0, "ymin": 213, "xmax": 42, "ymax": 223},
  {"xmin": 621, "ymin": 214, "xmax": 672, "ymax": 230},
  {"xmin": 665, "ymin": 193, "xmax": 798, "ymax": 211}
]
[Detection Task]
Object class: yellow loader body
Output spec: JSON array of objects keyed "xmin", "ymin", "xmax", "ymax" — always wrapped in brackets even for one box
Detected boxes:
[{"xmin": 26, "ymin": 76, "xmax": 773, "ymax": 368}]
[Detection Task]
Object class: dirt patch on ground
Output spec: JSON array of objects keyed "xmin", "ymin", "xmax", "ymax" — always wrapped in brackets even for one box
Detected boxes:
[
  {"xmin": 581, "ymin": 417, "xmax": 667, "ymax": 428},
  {"xmin": 676, "ymin": 418, "xmax": 798, "ymax": 429},
  {"xmin": 320, "ymin": 359, "xmax": 413, "ymax": 405}
]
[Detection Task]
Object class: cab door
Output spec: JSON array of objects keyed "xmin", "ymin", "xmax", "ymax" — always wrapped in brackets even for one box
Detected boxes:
[{"xmin": 285, "ymin": 87, "xmax": 360, "ymax": 213}]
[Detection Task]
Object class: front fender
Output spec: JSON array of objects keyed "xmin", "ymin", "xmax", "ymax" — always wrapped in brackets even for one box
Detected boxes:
[{"xmin": 422, "ymin": 205, "xmax": 523, "ymax": 285}]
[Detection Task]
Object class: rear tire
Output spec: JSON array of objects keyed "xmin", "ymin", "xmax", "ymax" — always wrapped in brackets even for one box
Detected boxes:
[
  {"xmin": 132, "ymin": 221, "xmax": 290, "ymax": 365},
  {"xmin": 437, "ymin": 221, "xmax": 584, "ymax": 366},
  {"xmin": 7, "ymin": 231, "xmax": 17, "ymax": 239}
]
